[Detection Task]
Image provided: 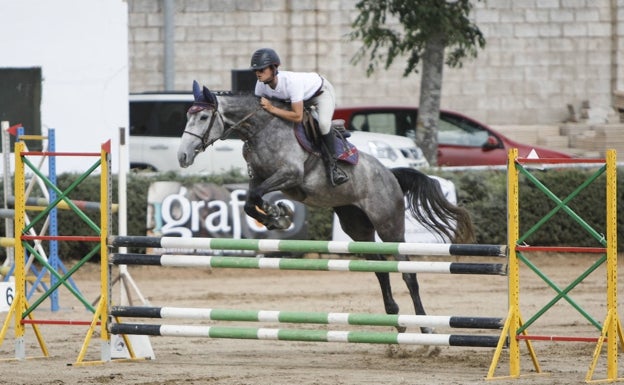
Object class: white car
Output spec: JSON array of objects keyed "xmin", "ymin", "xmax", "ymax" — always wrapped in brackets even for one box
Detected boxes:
[{"xmin": 129, "ymin": 93, "xmax": 429, "ymax": 174}]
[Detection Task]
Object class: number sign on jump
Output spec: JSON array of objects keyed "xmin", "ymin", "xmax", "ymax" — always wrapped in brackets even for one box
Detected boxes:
[{"xmin": 0, "ymin": 280, "xmax": 15, "ymax": 312}]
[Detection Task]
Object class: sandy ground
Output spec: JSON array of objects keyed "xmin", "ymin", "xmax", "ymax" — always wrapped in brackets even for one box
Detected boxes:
[{"xmin": 0, "ymin": 252, "xmax": 622, "ymax": 385}]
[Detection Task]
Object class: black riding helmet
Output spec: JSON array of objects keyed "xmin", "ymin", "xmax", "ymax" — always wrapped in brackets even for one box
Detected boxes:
[{"xmin": 250, "ymin": 48, "xmax": 281, "ymax": 70}]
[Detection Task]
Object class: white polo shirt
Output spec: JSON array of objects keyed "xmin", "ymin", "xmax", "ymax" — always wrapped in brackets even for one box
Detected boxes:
[{"xmin": 254, "ymin": 71, "xmax": 322, "ymax": 102}]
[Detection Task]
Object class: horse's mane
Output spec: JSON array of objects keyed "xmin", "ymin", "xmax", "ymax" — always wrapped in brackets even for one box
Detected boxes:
[
  {"xmin": 215, "ymin": 90, "xmax": 292, "ymax": 112},
  {"xmin": 212, "ymin": 90, "xmax": 255, "ymax": 97}
]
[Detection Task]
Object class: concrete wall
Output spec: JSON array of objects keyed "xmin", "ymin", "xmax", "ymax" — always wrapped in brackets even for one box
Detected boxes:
[
  {"xmin": 0, "ymin": 0, "xmax": 129, "ymax": 173},
  {"xmin": 128, "ymin": 0, "xmax": 624, "ymax": 126}
]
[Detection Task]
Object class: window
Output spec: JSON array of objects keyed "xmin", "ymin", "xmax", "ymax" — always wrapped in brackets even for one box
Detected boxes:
[
  {"xmin": 438, "ymin": 114, "xmax": 489, "ymax": 147},
  {"xmin": 346, "ymin": 109, "xmax": 490, "ymax": 148},
  {"xmin": 347, "ymin": 110, "xmax": 419, "ymax": 139},
  {"xmin": 130, "ymin": 101, "xmax": 191, "ymax": 138}
]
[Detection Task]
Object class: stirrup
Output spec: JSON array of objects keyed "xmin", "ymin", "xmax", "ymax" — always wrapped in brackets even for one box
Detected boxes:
[{"xmin": 330, "ymin": 166, "xmax": 349, "ymax": 186}]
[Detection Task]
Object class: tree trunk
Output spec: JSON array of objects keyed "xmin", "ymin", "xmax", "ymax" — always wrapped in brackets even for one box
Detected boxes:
[{"xmin": 416, "ymin": 34, "xmax": 445, "ymax": 166}]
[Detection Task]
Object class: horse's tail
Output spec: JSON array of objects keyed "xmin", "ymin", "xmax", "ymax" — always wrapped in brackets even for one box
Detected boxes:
[{"xmin": 391, "ymin": 168, "xmax": 476, "ymax": 243}]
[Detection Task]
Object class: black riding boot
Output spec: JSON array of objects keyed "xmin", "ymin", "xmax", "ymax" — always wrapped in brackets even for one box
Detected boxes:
[{"xmin": 321, "ymin": 133, "xmax": 349, "ymax": 186}]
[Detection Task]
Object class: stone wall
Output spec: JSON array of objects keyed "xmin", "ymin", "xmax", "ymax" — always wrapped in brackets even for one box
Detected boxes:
[{"xmin": 128, "ymin": 0, "xmax": 624, "ymax": 127}]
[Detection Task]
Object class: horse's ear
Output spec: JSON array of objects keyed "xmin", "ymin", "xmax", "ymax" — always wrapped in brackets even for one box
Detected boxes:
[
  {"xmin": 203, "ymin": 86, "xmax": 218, "ymax": 108},
  {"xmin": 192, "ymin": 80, "xmax": 203, "ymax": 102}
]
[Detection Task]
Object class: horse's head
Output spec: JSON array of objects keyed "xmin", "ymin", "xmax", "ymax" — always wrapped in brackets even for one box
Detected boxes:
[{"xmin": 177, "ymin": 80, "xmax": 225, "ymax": 168}]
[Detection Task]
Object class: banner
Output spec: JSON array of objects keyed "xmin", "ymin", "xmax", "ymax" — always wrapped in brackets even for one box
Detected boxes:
[{"xmin": 146, "ymin": 182, "xmax": 307, "ymax": 254}]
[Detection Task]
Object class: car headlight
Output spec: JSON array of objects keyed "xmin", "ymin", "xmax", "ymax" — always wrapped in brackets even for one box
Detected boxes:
[
  {"xmin": 367, "ymin": 141, "xmax": 398, "ymax": 161},
  {"xmin": 401, "ymin": 147, "xmax": 425, "ymax": 160}
]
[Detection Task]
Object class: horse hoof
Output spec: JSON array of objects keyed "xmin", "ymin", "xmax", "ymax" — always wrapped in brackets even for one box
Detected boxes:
[
  {"xmin": 263, "ymin": 216, "xmax": 292, "ymax": 231},
  {"xmin": 427, "ymin": 346, "xmax": 442, "ymax": 357},
  {"xmin": 277, "ymin": 202, "xmax": 294, "ymax": 219},
  {"xmin": 264, "ymin": 223, "xmax": 278, "ymax": 231},
  {"xmin": 270, "ymin": 216, "xmax": 292, "ymax": 230},
  {"xmin": 415, "ymin": 345, "xmax": 441, "ymax": 357}
]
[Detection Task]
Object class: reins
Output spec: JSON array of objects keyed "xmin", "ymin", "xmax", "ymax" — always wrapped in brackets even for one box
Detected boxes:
[
  {"xmin": 220, "ymin": 106, "xmax": 263, "ymax": 141},
  {"xmin": 184, "ymin": 99, "xmax": 263, "ymax": 152}
]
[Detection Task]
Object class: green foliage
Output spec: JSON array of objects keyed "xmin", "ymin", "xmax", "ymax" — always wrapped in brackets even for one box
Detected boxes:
[
  {"xmin": 431, "ymin": 167, "xmax": 624, "ymax": 249},
  {"xmin": 306, "ymin": 207, "xmax": 334, "ymax": 241},
  {"xmin": 515, "ymin": 169, "xmax": 612, "ymax": 247},
  {"xmin": 350, "ymin": 0, "xmax": 486, "ymax": 76},
  {"xmin": 434, "ymin": 169, "xmax": 508, "ymax": 245}
]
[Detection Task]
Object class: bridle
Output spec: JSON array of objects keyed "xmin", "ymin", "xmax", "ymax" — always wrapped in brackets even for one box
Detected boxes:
[
  {"xmin": 184, "ymin": 101, "xmax": 263, "ymax": 152},
  {"xmin": 184, "ymin": 102, "xmax": 222, "ymax": 152}
]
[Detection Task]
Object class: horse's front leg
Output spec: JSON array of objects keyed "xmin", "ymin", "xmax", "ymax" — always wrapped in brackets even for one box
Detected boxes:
[
  {"xmin": 243, "ymin": 172, "xmax": 300, "ymax": 230},
  {"xmin": 243, "ymin": 188, "xmax": 270, "ymax": 225}
]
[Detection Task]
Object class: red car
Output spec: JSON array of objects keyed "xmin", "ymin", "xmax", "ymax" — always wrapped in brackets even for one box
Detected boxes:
[{"xmin": 333, "ymin": 106, "xmax": 573, "ymax": 166}]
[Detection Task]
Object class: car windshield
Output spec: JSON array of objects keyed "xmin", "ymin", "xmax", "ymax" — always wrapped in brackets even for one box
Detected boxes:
[
  {"xmin": 438, "ymin": 114, "xmax": 489, "ymax": 147},
  {"xmin": 349, "ymin": 111, "xmax": 417, "ymax": 139},
  {"xmin": 348, "ymin": 110, "xmax": 489, "ymax": 147}
]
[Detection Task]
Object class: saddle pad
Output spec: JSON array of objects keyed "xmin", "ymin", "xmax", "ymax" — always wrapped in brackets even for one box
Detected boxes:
[{"xmin": 294, "ymin": 123, "xmax": 359, "ymax": 165}]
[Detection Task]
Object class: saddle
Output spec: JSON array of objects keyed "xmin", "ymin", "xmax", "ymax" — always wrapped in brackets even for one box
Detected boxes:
[{"xmin": 294, "ymin": 109, "xmax": 359, "ymax": 165}]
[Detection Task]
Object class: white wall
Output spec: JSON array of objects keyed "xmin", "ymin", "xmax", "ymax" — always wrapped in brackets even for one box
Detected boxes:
[{"xmin": 0, "ymin": 0, "xmax": 128, "ymax": 174}]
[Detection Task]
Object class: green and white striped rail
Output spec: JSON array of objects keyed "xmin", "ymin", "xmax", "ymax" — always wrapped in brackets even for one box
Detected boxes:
[
  {"xmin": 111, "ymin": 306, "xmax": 504, "ymax": 329},
  {"xmin": 110, "ymin": 253, "xmax": 507, "ymax": 275},
  {"xmin": 109, "ymin": 236, "xmax": 507, "ymax": 257},
  {"xmin": 110, "ymin": 323, "xmax": 500, "ymax": 348}
]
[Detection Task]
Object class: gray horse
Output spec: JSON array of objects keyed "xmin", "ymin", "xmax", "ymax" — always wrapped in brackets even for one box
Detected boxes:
[{"xmin": 178, "ymin": 81, "xmax": 475, "ymax": 333}]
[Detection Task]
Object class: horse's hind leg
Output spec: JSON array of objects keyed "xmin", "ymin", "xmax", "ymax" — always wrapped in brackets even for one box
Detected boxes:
[
  {"xmin": 372, "ymin": 254, "xmax": 431, "ymax": 334},
  {"xmin": 335, "ymin": 206, "xmax": 401, "ymax": 328},
  {"xmin": 367, "ymin": 203, "xmax": 433, "ymax": 334},
  {"xmin": 395, "ymin": 254, "xmax": 432, "ymax": 334},
  {"xmin": 367, "ymin": 254, "xmax": 400, "ymax": 315}
]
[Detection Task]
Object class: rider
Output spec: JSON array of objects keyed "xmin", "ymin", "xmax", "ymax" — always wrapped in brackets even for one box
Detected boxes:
[{"xmin": 250, "ymin": 48, "xmax": 349, "ymax": 187}]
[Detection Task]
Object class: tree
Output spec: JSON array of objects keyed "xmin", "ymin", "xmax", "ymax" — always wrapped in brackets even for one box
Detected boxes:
[{"xmin": 350, "ymin": 0, "xmax": 485, "ymax": 166}]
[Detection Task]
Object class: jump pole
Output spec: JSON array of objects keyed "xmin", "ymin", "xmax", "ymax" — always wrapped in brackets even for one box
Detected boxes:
[
  {"xmin": 586, "ymin": 149, "xmax": 623, "ymax": 382},
  {"xmin": 110, "ymin": 253, "xmax": 506, "ymax": 275},
  {"xmin": 1, "ymin": 121, "xmax": 15, "ymax": 269},
  {"xmin": 114, "ymin": 127, "xmax": 149, "ymax": 306},
  {"xmin": 110, "ymin": 323, "xmax": 500, "ymax": 348},
  {"xmin": 74, "ymin": 141, "xmax": 113, "ymax": 365},
  {"xmin": 109, "ymin": 127, "xmax": 154, "ymax": 360},
  {"xmin": 488, "ymin": 148, "xmax": 540, "ymax": 378},
  {"xmin": 109, "ymin": 236, "xmax": 507, "ymax": 257},
  {"xmin": 111, "ymin": 306, "xmax": 504, "ymax": 329},
  {"xmin": 0, "ymin": 141, "xmax": 50, "ymax": 359}
]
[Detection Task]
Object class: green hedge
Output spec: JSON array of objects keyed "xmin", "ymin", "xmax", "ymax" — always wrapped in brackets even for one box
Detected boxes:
[
  {"xmin": 437, "ymin": 167, "xmax": 624, "ymax": 248},
  {"xmin": 1, "ymin": 166, "xmax": 622, "ymax": 261}
]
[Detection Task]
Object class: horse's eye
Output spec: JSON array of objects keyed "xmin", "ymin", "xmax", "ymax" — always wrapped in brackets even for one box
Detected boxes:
[{"xmin": 200, "ymin": 115, "xmax": 209, "ymax": 121}]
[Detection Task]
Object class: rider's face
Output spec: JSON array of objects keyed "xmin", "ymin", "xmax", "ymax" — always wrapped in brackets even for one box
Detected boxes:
[{"xmin": 255, "ymin": 67, "xmax": 273, "ymax": 83}]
